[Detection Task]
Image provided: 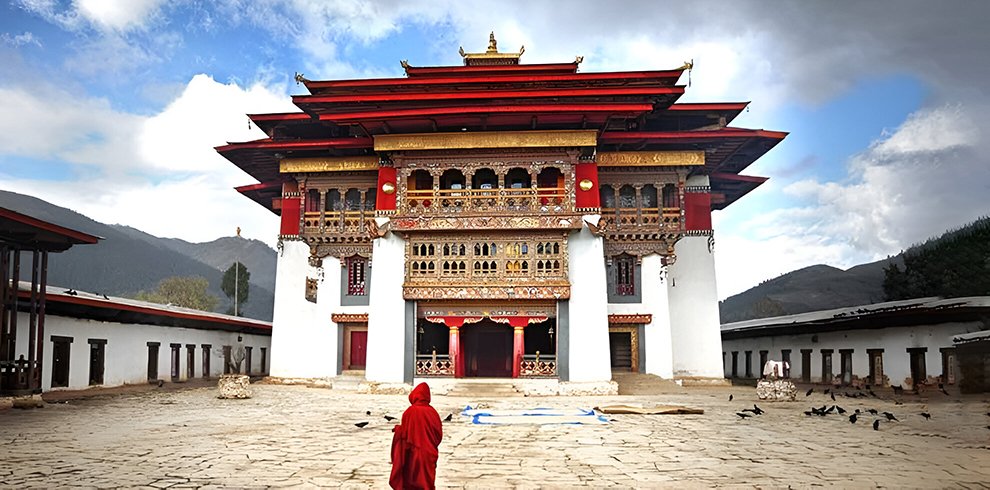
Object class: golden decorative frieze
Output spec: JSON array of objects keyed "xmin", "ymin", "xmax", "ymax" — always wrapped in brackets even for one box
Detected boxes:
[
  {"xmin": 392, "ymin": 215, "xmax": 581, "ymax": 231},
  {"xmin": 419, "ymin": 303, "xmax": 556, "ymax": 319},
  {"xmin": 404, "ymin": 285, "xmax": 570, "ymax": 301},
  {"xmin": 374, "ymin": 130, "xmax": 597, "ymax": 152},
  {"xmin": 608, "ymin": 314, "xmax": 653, "ymax": 324},
  {"xmin": 597, "ymin": 151, "xmax": 705, "ymax": 167},
  {"xmin": 332, "ymin": 313, "xmax": 369, "ymax": 323},
  {"xmin": 280, "ymin": 156, "xmax": 380, "ymax": 173}
]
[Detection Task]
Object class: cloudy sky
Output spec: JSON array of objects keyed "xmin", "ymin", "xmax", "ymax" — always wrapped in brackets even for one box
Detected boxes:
[{"xmin": 1, "ymin": 0, "xmax": 988, "ymax": 299}]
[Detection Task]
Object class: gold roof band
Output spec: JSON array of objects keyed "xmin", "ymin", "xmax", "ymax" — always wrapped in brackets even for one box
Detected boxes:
[
  {"xmin": 375, "ymin": 130, "xmax": 597, "ymax": 152},
  {"xmin": 597, "ymin": 151, "xmax": 705, "ymax": 167},
  {"xmin": 280, "ymin": 156, "xmax": 380, "ymax": 173}
]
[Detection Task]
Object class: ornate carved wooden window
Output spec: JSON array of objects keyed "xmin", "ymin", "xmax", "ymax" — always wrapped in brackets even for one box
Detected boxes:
[
  {"xmin": 405, "ymin": 234, "xmax": 566, "ymax": 286},
  {"xmin": 305, "ymin": 277, "xmax": 318, "ymax": 303},
  {"xmin": 346, "ymin": 255, "xmax": 367, "ymax": 296},
  {"xmin": 306, "ymin": 189, "xmax": 320, "ymax": 212},
  {"xmin": 615, "ymin": 254, "xmax": 635, "ymax": 296}
]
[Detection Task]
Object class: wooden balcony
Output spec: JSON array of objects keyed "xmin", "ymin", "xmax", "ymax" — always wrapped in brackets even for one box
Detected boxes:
[
  {"xmin": 302, "ymin": 211, "xmax": 371, "ymax": 241},
  {"xmin": 415, "ymin": 354, "xmax": 454, "ymax": 376},
  {"xmin": 403, "ymin": 187, "xmax": 569, "ymax": 214},
  {"xmin": 601, "ymin": 206, "xmax": 682, "ymax": 235}
]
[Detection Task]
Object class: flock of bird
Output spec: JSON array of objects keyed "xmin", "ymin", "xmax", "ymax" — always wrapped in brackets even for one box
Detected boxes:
[
  {"xmin": 730, "ymin": 385, "xmax": 980, "ymax": 431},
  {"xmin": 354, "ymin": 410, "xmax": 454, "ymax": 428}
]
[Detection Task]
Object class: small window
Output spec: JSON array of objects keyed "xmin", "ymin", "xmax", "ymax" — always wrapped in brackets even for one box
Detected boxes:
[
  {"xmin": 305, "ymin": 277, "xmax": 318, "ymax": 303},
  {"xmin": 347, "ymin": 256, "xmax": 367, "ymax": 296},
  {"xmin": 615, "ymin": 255, "xmax": 635, "ymax": 296}
]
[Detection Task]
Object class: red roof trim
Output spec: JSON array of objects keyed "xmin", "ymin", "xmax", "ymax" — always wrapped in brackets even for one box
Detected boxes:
[
  {"xmin": 600, "ymin": 128, "xmax": 788, "ymax": 142},
  {"xmin": 235, "ymin": 182, "xmax": 282, "ymax": 193},
  {"xmin": 405, "ymin": 63, "xmax": 579, "ymax": 77},
  {"xmin": 710, "ymin": 172, "xmax": 769, "ymax": 184},
  {"xmin": 319, "ymin": 103, "xmax": 655, "ymax": 122},
  {"xmin": 248, "ymin": 112, "xmax": 312, "ymax": 122},
  {"xmin": 305, "ymin": 70, "xmax": 684, "ymax": 89},
  {"xmin": 0, "ymin": 208, "xmax": 100, "ymax": 244},
  {"xmin": 668, "ymin": 102, "xmax": 749, "ymax": 111},
  {"xmin": 215, "ymin": 137, "xmax": 373, "ymax": 152},
  {"xmin": 296, "ymin": 86, "xmax": 683, "ymax": 104},
  {"xmin": 19, "ymin": 290, "xmax": 272, "ymax": 332}
]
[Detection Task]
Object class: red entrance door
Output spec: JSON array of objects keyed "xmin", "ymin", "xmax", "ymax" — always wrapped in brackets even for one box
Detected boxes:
[{"xmin": 349, "ymin": 331, "xmax": 367, "ymax": 369}]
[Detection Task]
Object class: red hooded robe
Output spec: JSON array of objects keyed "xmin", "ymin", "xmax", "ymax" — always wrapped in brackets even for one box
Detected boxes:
[{"xmin": 390, "ymin": 382, "xmax": 443, "ymax": 490}]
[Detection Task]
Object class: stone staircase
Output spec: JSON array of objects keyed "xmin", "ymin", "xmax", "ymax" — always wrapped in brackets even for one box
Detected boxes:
[
  {"xmin": 611, "ymin": 372, "xmax": 686, "ymax": 395},
  {"xmin": 445, "ymin": 380, "xmax": 523, "ymax": 397},
  {"xmin": 331, "ymin": 371, "xmax": 365, "ymax": 391}
]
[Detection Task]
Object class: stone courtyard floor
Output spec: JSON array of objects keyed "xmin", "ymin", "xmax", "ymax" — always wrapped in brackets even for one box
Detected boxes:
[{"xmin": 2, "ymin": 381, "xmax": 989, "ymax": 488}]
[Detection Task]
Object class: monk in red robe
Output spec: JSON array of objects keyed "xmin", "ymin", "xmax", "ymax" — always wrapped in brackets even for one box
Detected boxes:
[{"xmin": 390, "ymin": 382, "xmax": 443, "ymax": 489}]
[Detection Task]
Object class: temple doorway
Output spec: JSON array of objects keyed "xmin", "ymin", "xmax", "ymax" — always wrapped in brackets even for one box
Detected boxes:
[
  {"xmin": 463, "ymin": 320, "xmax": 512, "ymax": 377},
  {"xmin": 608, "ymin": 325, "xmax": 639, "ymax": 372}
]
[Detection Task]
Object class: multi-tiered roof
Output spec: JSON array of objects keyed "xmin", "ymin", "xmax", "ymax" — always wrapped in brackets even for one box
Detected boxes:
[{"xmin": 218, "ymin": 34, "xmax": 785, "ymax": 213}]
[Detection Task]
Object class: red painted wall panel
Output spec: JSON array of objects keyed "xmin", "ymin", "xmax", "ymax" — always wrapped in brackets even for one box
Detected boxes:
[
  {"xmin": 280, "ymin": 197, "xmax": 300, "ymax": 235},
  {"xmin": 574, "ymin": 163, "xmax": 600, "ymax": 209},
  {"xmin": 376, "ymin": 166, "xmax": 397, "ymax": 211},
  {"xmin": 684, "ymin": 192, "xmax": 712, "ymax": 231}
]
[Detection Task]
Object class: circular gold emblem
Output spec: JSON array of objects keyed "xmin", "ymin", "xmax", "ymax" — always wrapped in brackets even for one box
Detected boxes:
[
  {"xmin": 381, "ymin": 182, "xmax": 396, "ymax": 194},
  {"xmin": 579, "ymin": 179, "xmax": 594, "ymax": 191}
]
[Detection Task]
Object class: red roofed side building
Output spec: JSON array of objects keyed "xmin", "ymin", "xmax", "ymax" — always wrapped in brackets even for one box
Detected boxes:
[{"xmin": 218, "ymin": 34, "xmax": 785, "ymax": 393}]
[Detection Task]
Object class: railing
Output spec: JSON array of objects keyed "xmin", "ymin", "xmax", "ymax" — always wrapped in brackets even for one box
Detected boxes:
[
  {"xmin": 404, "ymin": 187, "xmax": 568, "ymax": 214},
  {"xmin": 601, "ymin": 206, "xmax": 682, "ymax": 232},
  {"xmin": 415, "ymin": 354, "xmax": 454, "ymax": 376},
  {"xmin": 302, "ymin": 211, "xmax": 369, "ymax": 236},
  {"xmin": 519, "ymin": 354, "xmax": 557, "ymax": 377}
]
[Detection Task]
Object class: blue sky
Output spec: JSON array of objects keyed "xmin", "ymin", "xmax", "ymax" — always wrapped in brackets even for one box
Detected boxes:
[{"xmin": 1, "ymin": 1, "xmax": 987, "ymax": 298}]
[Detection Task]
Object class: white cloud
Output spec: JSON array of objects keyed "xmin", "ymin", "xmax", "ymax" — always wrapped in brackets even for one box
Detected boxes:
[
  {"xmin": 715, "ymin": 103, "xmax": 990, "ymax": 298},
  {"xmin": 1, "ymin": 32, "xmax": 42, "ymax": 47},
  {"xmin": 139, "ymin": 74, "xmax": 296, "ymax": 173},
  {"xmin": 74, "ymin": 0, "xmax": 165, "ymax": 32},
  {"xmin": 0, "ymin": 75, "xmax": 295, "ymax": 247}
]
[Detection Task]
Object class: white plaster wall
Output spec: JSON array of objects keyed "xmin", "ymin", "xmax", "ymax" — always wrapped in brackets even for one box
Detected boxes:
[
  {"xmin": 269, "ymin": 239, "xmax": 337, "ymax": 378},
  {"xmin": 606, "ymin": 254, "xmax": 672, "ymax": 377},
  {"xmin": 365, "ymin": 225, "xmax": 407, "ymax": 383},
  {"xmin": 565, "ymin": 216, "xmax": 613, "ymax": 382},
  {"xmin": 667, "ymin": 234, "xmax": 724, "ymax": 378},
  {"xmin": 13, "ymin": 312, "xmax": 270, "ymax": 391},
  {"xmin": 721, "ymin": 321, "xmax": 982, "ymax": 385}
]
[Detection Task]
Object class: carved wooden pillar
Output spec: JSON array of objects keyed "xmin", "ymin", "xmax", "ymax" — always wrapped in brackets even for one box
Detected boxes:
[
  {"xmin": 449, "ymin": 326, "xmax": 463, "ymax": 378},
  {"xmin": 529, "ymin": 169, "xmax": 539, "ymax": 208},
  {"xmin": 512, "ymin": 326, "xmax": 525, "ymax": 378},
  {"xmin": 358, "ymin": 190, "xmax": 367, "ymax": 232},
  {"xmin": 634, "ymin": 184, "xmax": 644, "ymax": 224},
  {"xmin": 318, "ymin": 190, "xmax": 327, "ymax": 231}
]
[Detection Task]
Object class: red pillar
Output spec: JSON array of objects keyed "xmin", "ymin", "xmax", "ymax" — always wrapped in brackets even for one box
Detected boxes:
[
  {"xmin": 512, "ymin": 326, "xmax": 525, "ymax": 378},
  {"xmin": 448, "ymin": 326, "xmax": 463, "ymax": 378}
]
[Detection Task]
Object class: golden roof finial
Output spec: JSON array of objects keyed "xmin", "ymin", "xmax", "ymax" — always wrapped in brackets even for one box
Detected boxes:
[{"xmin": 488, "ymin": 31, "xmax": 498, "ymax": 53}]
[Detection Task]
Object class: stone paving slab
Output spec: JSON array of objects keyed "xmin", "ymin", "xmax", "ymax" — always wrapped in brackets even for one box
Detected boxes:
[{"xmin": 1, "ymin": 384, "xmax": 989, "ymax": 488}]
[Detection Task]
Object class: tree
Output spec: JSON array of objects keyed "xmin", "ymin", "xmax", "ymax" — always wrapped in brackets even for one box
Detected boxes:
[
  {"xmin": 136, "ymin": 276, "xmax": 219, "ymax": 311},
  {"xmin": 222, "ymin": 262, "xmax": 250, "ymax": 316}
]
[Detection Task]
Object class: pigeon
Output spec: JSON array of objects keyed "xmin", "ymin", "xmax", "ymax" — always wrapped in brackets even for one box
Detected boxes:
[
  {"xmin": 873, "ymin": 420, "xmax": 880, "ymax": 431},
  {"xmin": 736, "ymin": 412, "xmax": 752, "ymax": 419},
  {"xmin": 867, "ymin": 409, "xmax": 879, "ymax": 415},
  {"xmin": 883, "ymin": 412, "xmax": 898, "ymax": 422},
  {"xmin": 855, "ymin": 409, "xmax": 861, "ymax": 414},
  {"xmin": 752, "ymin": 404, "xmax": 765, "ymax": 415},
  {"xmin": 804, "ymin": 411, "xmax": 814, "ymax": 416},
  {"xmin": 836, "ymin": 406, "xmax": 847, "ymax": 415},
  {"xmin": 65, "ymin": 289, "xmax": 78, "ymax": 296},
  {"xmin": 384, "ymin": 415, "xmax": 397, "ymax": 422},
  {"xmin": 831, "ymin": 392, "xmax": 836, "ymax": 401},
  {"xmin": 354, "ymin": 421, "xmax": 370, "ymax": 428},
  {"xmin": 102, "ymin": 294, "xmax": 110, "ymax": 300},
  {"xmin": 824, "ymin": 388, "xmax": 831, "ymax": 395},
  {"xmin": 849, "ymin": 413, "xmax": 858, "ymax": 424},
  {"xmin": 825, "ymin": 405, "xmax": 836, "ymax": 414},
  {"xmin": 920, "ymin": 412, "xmax": 931, "ymax": 420},
  {"xmin": 366, "ymin": 410, "xmax": 372, "ymax": 416},
  {"xmin": 728, "ymin": 394, "xmax": 733, "ymax": 402},
  {"xmin": 806, "ymin": 388, "xmax": 814, "ymax": 397},
  {"xmin": 443, "ymin": 413, "xmax": 453, "ymax": 422},
  {"xmin": 157, "ymin": 379, "xmax": 164, "ymax": 388}
]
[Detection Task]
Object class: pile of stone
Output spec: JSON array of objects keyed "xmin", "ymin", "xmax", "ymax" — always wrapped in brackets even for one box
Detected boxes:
[
  {"xmin": 217, "ymin": 374, "xmax": 252, "ymax": 399},
  {"xmin": 756, "ymin": 378, "xmax": 797, "ymax": 401}
]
